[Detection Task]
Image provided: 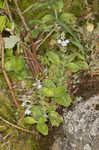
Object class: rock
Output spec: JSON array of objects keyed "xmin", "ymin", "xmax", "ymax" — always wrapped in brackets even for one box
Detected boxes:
[
  {"xmin": 62, "ymin": 95, "xmax": 99, "ymax": 150},
  {"xmin": 51, "ymin": 95, "xmax": 99, "ymax": 150},
  {"xmin": 51, "ymin": 137, "xmax": 63, "ymax": 150}
]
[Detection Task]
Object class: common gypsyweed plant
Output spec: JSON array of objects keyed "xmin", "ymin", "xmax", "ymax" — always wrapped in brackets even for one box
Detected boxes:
[
  {"xmin": 21, "ymin": 0, "xmax": 88, "ymax": 135},
  {"xmin": 0, "ymin": 0, "xmax": 89, "ymax": 136}
]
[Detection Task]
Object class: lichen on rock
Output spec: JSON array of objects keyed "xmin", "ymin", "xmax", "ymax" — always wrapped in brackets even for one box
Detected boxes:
[
  {"xmin": 62, "ymin": 95, "xmax": 99, "ymax": 150},
  {"xmin": 51, "ymin": 95, "xmax": 99, "ymax": 150}
]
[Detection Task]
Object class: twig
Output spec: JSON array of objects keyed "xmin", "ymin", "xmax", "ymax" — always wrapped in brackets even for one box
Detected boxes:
[
  {"xmin": 13, "ymin": 0, "xmax": 42, "ymax": 75},
  {"xmin": 14, "ymin": 0, "xmax": 29, "ymax": 32},
  {"xmin": 36, "ymin": 27, "xmax": 55, "ymax": 50},
  {"xmin": 0, "ymin": 33, "xmax": 19, "ymax": 108},
  {"xmin": 5, "ymin": 0, "xmax": 13, "ymax": 23},
  {"xmin": 22, "ymin": 4, "xmax": 34, "ymax": 14},
  {"xmin": 0, "ymin": 116, "xmax": 38, "ymax": 136},
  {"xmin": 21, "ymin": 42, "xmax": 42, "ymax": 75}
]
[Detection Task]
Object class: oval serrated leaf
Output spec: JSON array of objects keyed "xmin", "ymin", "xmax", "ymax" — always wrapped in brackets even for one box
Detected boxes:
[
  {"xmin": 46, "ymin": 51, "xmax": 60, "ymax": 65},
  {"xmin": 0, "ymin": 16, "xmax": 7, "ymax": 32},
  {"xmin": 41, "ymin": 14, "xmax": 54, "ymax": 23},
  {"xmin": 60, "ymin": 13, "xmax": 77, "ymax": 24},
  {"xmin": 36, "ymin": 118, "xmax": 48, "ymax": 135},
  {"xmin": 66, "ymin": 62, "xmax": 80, "ymax": 72},
  {"xmin": 24, "ymin": 117, "xmax": 37, "ymax": 125},
  {"xmin": 41, "ymin": 87, "xmax": 54, "ymax": 97},
  {"xmin": 52, "ymin": 0, "xmax": 64, "ymax": 12},
  {"xmin": 53, "ymin": 93, "xmax": 72, "ymax": 107},
  {"xmin": 49, "ymin": 111, "xmax": 63, "ymax": 127},
  {"xmin": 54, "ymin": 86, "xmax": 66, "ymax": 97},
  {"xmin": 30, "ymin": 106, "xmax": 46, "ymax": 120},
  {"xmin": 5, "ymin": 56, "xmax": 25, "ymax": 72},
  {"xmin": 77, "ymin": 61, "xmax": 88, "ymax": 70},
  {"xmin": 42, "ymin": 79, "xmax": 56, "ymax": 89}
]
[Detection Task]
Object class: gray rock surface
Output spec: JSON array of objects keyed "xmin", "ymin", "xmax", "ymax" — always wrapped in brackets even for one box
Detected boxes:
[{"xmin": 51, "ymin": 95, "xmax": 99, "ymax": 150}]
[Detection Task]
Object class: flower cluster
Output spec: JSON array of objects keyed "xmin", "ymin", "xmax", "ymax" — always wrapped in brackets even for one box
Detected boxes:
[
  {"xmin": 24, "ymin": 105, "xmax": 32, "ymax": 115},
  {"xmin": 21, "ymin": 80, "xmax": 42, "ymax": 115},
  {"xmin": 21, "ymin": 95, "xmax": 32, "ymax": 115},
  {"xmin": 32, "ymin": 79, "xmax": 42, "ymax": 89},
  {"xmin": 57, "ymin": 32, "xmax": 70, "ymax": 47}
]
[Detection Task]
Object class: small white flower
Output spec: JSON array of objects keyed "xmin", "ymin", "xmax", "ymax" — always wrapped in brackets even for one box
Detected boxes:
[
  {"xmin": 24, "ymin": 105, "xmax": 32, "ymax": 115},
  {"xmin": 32, "ymin": 83, "xmax": 37, "ymax": 86},
  {"xmin": 57, "ymin": 39, "xmax": 62, "ymax": 44},
  {"xmin": 37, "ymin": 84, "xmax": 42, "ymax": 89},
  {"xmin": 61, "ymin": 41, "xmax": 68, "ymax": 47},
  {"xmin": 65, "ymin": 39, "xmax": 70, "ymax": 44},
  {"xmin": 44, "ymin": 114, "xmax": 48, "ymax": 118},
  {"xmin": 25, "ymin": 109, "xmax": 31, "ymax": 115},
  {"xmin": 55, "ymin": 24, "xmax": 59, "ymax": 27},
  {"xmin": 32, "ymin": 79, "xmax": 42, "ymax": 89},
  {"xmin": 21, "ymin": 101, "xmax": 27, "ymax": 107},
  {"xmin": 55, "ymin": 24, "xmax": 61, "ymax": 29}
]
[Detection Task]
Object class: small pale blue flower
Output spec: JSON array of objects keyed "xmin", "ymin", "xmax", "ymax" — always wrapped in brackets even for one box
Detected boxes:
[{"xmin": 57, "ymin": 39, "xmax": 62, "ymax": 44}]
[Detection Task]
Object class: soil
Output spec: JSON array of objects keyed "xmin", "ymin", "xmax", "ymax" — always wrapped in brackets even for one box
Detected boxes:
[{"xmin": 71, "ymin": 74, "xmax": 99, "ymax": 100}]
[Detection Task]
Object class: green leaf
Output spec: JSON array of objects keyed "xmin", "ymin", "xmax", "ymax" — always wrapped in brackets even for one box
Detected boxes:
[
  {"xmin": 74, "ymin": 53, "xmax": 85, "ymax": 60},
  {"xmin": 41, "ymin": 14, "xmax": 54, "ymax": 23},
  {"xmin": 0, "ymin": 1, "xmax": 5, "ymax": 8},
  {"xmin": 5, "ymin": 56, "xmax": 25, "ymax": 72},
  {"xmin": 13, "ymin": 57, "xmax": 25, "ymax": 72},
  {"xmin": 30, "ymin": 106, "xmax": 46, "ymax": 120},
  {"xmin": 53, "ymin": 93, "xmax": 72, "ymax": 106},
  {"xmin": 0, "ymin": 16, "xmax": 7, "ymax": 32},
  {"xmin": 42, "ymin": 79, "xmax": 56, "ymax": 89},
  {"xmin": 77, "ymin": 61, "xmax": 88, "ymax": 70},
  {"xmin": 60, "ymin": 13, "xmax": 77, "ymax": 24},
  {"xmin": 49, "ymin": 111, "xmax": 63, "ymax": 127},
  {"xmin": 67, "ymin": 53, "xmax": 85, "ymax": 62},
  {"xmin": 46, "ymin": 51, "xmax": 60, "ymax": 65},
  {"xmin": 66, "ymin": 62, "xmax": 80, "ymax": 72},
  {"xmin": 71, "ymin": 40, "xmax": 84, "ymax": 53},
  {"xmin": 31, "ymin": 29, "xmax": 39, "ymax": 39},
  {"xmin": 36, "ymin": 118, "xmax": 48, "ymax": 135},
  {"xmin": 40, "ymin": 24, "xmax": 53, "ymax": 32},
  {"xmin": 24, "ymin": 117, "xmax": 37, "ymax": 125},
  {"xmin": 51, "ymin": 0, "xmax": 64, "ymax": 12},
  {"xmin": 54, "ymin": 86, "xmax": 66, "ymax": 97},
  {"xmin": 0, "ymin": 126, "xmax": 7, "ymax": 132},
  {"xmin": 41, "ymin": 87, "xmax": 54, "ymax": 97}
]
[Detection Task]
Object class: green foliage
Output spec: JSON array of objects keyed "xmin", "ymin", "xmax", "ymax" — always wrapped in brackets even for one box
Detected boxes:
[
  {"xmin": 0, "ymin": 16, "xmax": 8, "ymax": 32},
  {"xmin": 36, "ymin": 117, "xmax": 48, "ymax": 136},
  {"xmin": 60, "ymin": 13, "xmax": 77, "ymax": 24},
  {"xmin": 0, "ymin": 0, "xmax": 90, "ymax": 138},
  {"xmin": 0, "ymin": 0, "xmax": 5, "ymax": 8},
  {"xmin": 41, "ymin": 14, "xmax": 54, "ymax": 24},
  {"xmin": 24, "ymin": 117, "xmax": 37, "ymax": 124},
  {"xmin": 46, "ymin": 51, "xmax": 60, "ymax": 65},
  {"xmin": 30, "ymin": 106, "xmax": 46, "ymax": 120},
  {"xmin": 49, "ymin": 0, "xmax": 64, "ymax": 12},
  {"xmin": 4, "ymin": 56, "xmax": 25, "ymax": 72},
  {"xmin": 41, "ymin": 87, "xmax": 54, "ymax": 97},
  {"xmin": 0, "ymin": 91, "xmax": 15, "ymax": 120},
  {"xmin": 0, "ymin": 1, "xmax": 12, "ymax": 32},
  {"xmin": 53, "ymin": 92, "xmax": 72, "ymax": 106},
  {"xmin": 49, "ymin": 111, "xmax": 63, "ymax": 127}
]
